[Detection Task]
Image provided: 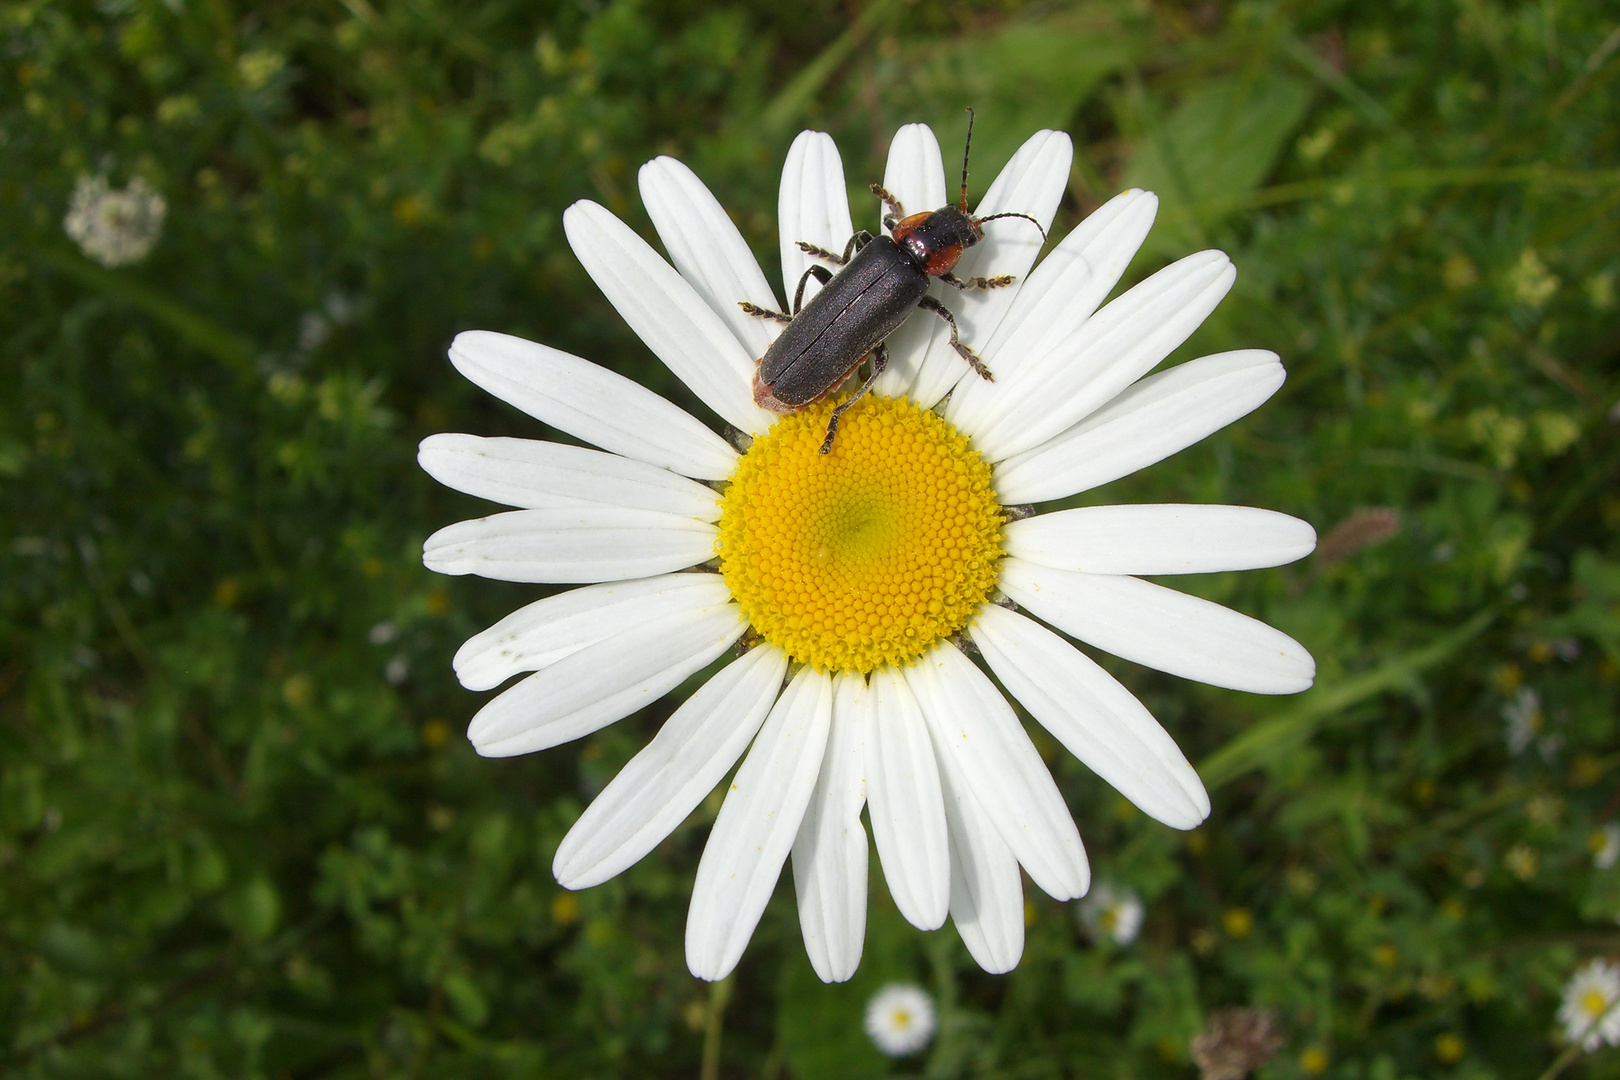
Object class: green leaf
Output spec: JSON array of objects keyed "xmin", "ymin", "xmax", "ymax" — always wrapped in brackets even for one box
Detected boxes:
[
  {"xmin": 883, "ymin": 14, "xmax": 1139, "ymax": 185},
  {"xmin": 1120, "ymin": 71, "xmax": 1314, "ymax": 253},
  {"xmin": 1545, "ymin": 549, "xmax": 1620, "ymax": 662},
  {"xmin": 38, "ymin": 923, "xmax": 111, "ymax": 976},
  {"xmin": 222, "ymin": 876, "xmax": 282, "ymax": 943}
]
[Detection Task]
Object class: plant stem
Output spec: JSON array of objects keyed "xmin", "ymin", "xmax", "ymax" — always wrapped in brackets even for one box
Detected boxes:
[
  {"xmin": 700, "ymin": 976, "xmax": 733, "ymax": 1080},
  {"xmin": 1535, "ymin": 992, "xmax": 1620, "ymax": 1080}
]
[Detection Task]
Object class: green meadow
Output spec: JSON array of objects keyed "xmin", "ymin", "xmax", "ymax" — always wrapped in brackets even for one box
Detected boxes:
[{"xmin": 2, "ymin": 0, "xmax": 1618, "ymax": 1076}]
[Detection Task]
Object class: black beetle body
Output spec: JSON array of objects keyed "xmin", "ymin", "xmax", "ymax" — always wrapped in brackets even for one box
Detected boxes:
[
  {"xmin": 755, "ymin": 234, "xmax": 931, "ymax": 409},
  {"xmin": 742, "ymin": 109, "xmax": 1047, "ymax": 454}
]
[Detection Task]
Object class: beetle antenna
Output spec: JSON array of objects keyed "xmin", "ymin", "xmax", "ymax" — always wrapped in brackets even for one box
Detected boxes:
[
  {"xmin": 978, "ymin": 211, "xmax": 1048, "ymax": 243},
  {"xmin": 959, "ymin": 106, "xmax": 975, "ymax": 212}
]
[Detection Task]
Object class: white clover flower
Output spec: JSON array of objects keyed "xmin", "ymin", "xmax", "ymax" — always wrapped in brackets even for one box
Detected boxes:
[
  {"xmin": 63, "ymin": 174, "xmax": 167, "ymax": 268},
  {"xmin": 1502, "ymin": 687, "xmax": 1543, "ymax": 756},
  {"xmin": 1560, "ymin": 958, "xmax": 1620, "ymax": 1051},
  {"xmin": 1594, "ymin": 823, "xmax": 1620, "ymax": 871},
  {"xmin": 419, "ymin": 124, "xmax": 1316, "ymax": 982},
  {"xmin": 864, "ymin": 983, "xmax": 935, "ymax": 1056},
  {"xmin": 1078, "ymin": 881, "xmax": 1145, "ymax": 945},
  {"xmin": 384, "ymin": 656, "xmax": 409, "ymax": 686}
]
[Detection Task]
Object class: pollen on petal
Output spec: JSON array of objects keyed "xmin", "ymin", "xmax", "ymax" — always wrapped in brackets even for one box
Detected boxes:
[{"xmin": 717, "ymin": 394, "xmax": 1003, "ymax": 673}]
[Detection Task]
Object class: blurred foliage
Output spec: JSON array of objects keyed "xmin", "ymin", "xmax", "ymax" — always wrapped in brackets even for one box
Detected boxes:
[{"xmin": 2, "ymin": 0, "xmax": 1619, "ymax": 1076}]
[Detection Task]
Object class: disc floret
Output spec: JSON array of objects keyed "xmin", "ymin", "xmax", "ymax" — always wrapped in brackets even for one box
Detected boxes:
[{"xmin": 717, "ymin": 394, "xmax": 1004, "ymax": 673}]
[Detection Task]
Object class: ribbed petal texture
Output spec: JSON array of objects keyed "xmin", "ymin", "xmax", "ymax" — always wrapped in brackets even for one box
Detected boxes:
[
  {"xmin": 865, "ymin": 667, "xmax": 950, "ymax": 931},
  {"xmin": 553, "ymin": 644, "xmax": 787, "ymax": 888},
  {"xmin": 1004, "ymin": 504, "xmax": 1316, "ymax": 575},
  {"xmin": 454, "ymin": 574, "xmax": 730, "ymax": 692},
  {"xmin": 422, "ymin": 507, "xmax": 716, "ymax": 583},
  {"xmin": 448, "ymin": 330, "xmax": 737, "ymax": 481},
  {"xmin": 972, "ymin": 251, "xmax": 1236, "ymax": 461},
  {"xmin": 992, "ymin": 350, "xmax": 1286, "ymax": 503},
  {"xmin": 946, "ymin": 188, "xmax": 1157, "ymax": 434},
  {"xmin": 467, "ymin": 604, "xmax": 747, "ymax": 757},
  {"xmin": 565, "ymin": 200, "xmax": 773, "ymax": 434},
  {"xmin": 777, "ymin": 131, "xmax": 853, "ymax": 312},
  {"xmin": 791, "ymin": 671, "xmax": 872, "ymax": 983},
  {"xmin": 1000, "ymin": 559, "xmax": 1316, "ymax": 695},
  {"xmin": 639, "ymin": 155, "xmax": 784, "ymax": 359},
  {"xmin": 688, "ymin": 665, "xmax": 833, "ymax": 981},
  {"xmin": 419, "ymin": 434, "xmax": 721, "ymax": 520},
  {"xmin": 906, "ymin": 643, "xmax": 1089, "ymax": 901},
  {"xmin": 971, "ymin": 604, "xmax": 1209, "ymax": 829}
]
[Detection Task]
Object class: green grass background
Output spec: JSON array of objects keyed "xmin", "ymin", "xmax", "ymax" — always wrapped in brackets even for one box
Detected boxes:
[{"xmin": 2, "ymin": 0, "xmax": 1619, "ymax": 1076}]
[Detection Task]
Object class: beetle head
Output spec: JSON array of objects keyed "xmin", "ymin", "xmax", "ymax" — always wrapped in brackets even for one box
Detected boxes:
[{"xmin": 888, "ymin": 109, "xmax": 1049, "ymax": 277}]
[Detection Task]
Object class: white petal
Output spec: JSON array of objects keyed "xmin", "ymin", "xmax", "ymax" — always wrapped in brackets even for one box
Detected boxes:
[
  {"xmin": 870, "ymin": 124, "xmax": 948, "ymax": 401},
  {"xmin": 905, "ymin": 642, "xmax": 1089, "ymax": 901},
  {"xmin": 553, "ymin": 644, "xmax": 788, "ymax": 889},
  {"xmin": 792, "ymin": 670, "xmax": 871, "ymax": 983},
  {"xmin": 936, "ymin": 746, "xmax": 1024, "ymax": 974},
  {"xmin": 970, "ymin": 604, "xmax": 1209, "ymax": 830},
  {"xmin": 639, "ymin": 156, "xmax": 784, "ymax": 359},
  {"xmin": 1000, "ymin": 558, "xmax": 1316, "ymax": 695},
  {"xmin": 876, "ymin": 123, "xmax": 948, "ymax": 232},
  {"xmin": 419, "ymin": 434, "xmax": 721, "ymax": 520},
  {"xmin": 972, "ymin": 251, "xmax": 1237, "ymax": 462},
  {"xmin": 468, "ymin": 603, "xmax": 748, "ymax": 757},
  {"xmin": 1005, "ymin": 504, "xmax": 1317, "ymax": 576},
  {"xmin": 448, "ymin": 330, "xmax": 737, "ymax": 481},
  {"xmin": 422, "ymin": 507, "xmax": 717, "ymax": 584},
  {"xmin": 687, "ymin": 665, "xmax": 834, "ymax": 981},
  {"xmin": 453, "ymin": 573, "xmax": 731, "ymax": 692},
  {"xmin": 906, "ymin": 129, "xmax": 1073, "ymax": 409},
  {"xmin": 993, "ymin": 350, "xmax": 1286, "ymax": 504},
  {"xmin": 865, "ymin": 667, "xmax": 950, "ymax": 931},
  {"xmin": 778, "ymin": 131, "xmax": 853, "ymax": 312},
  {"xmin": 946, "ymin": 189, "xmax": 1158, "ymax": 435},
  {"xmin": 564, "ymin": 200, "xmax": 773, "ymax": 435}
]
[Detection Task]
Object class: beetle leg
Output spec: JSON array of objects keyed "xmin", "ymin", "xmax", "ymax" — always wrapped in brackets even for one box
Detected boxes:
[
  {"xmin": 870, "ymin": 183, "xmax": 906, "ymax": 229},
  {"xmin": 940, "ymin": 272, "xmax": 1017, "ymax": 290},
  {"xmin": 798, "ymin": 230, "xmax": 875, "ymax": 268},
  {"xmin": 796, "ymin": 240, "xmax": 847, "ymax": 265},
  {"xmin": 844, "ymin": 231, "xmax": 875, "ymax": 260},
  {"xmin": 819, "ymin": 343, "xmax": 888, "ymax": 455},
  {"xmin": 738, "ymin": 301, "xmax": 792, "ymax": 323},
  {"xmin": 792, "ymin": 264, "xmax": 834, "ymax": 314},
  {"xmin": 917, "ymin": 295, "xmax": 993, "ymax": 381}
]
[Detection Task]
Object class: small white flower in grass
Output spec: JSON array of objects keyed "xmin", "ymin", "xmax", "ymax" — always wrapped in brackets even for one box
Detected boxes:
[
  {"xmin": 1079, "ymin": 882, "xmax": 1144, "ymax": 945},
  {"xmin": 1559, "ymin": 958, "xmax": 1620, "ymax": 1051},
  {"xmin": 1594, "ymin": 823, "xmax": 1620, "ymax": 871},
  {"xmin": 1502, "ymin": 687, "xmax": 1543, "ymax": 756},
  {"xmin": 864, "ymin": 983, "xmax": 935, "ymax": 1057},
  {"xmin": 63, "ymin": 175, "xmax": 166, "ymax": 268},
  {"xmin": 420, "ymin": 121, "xmax": 1316, "ymax": 983}
]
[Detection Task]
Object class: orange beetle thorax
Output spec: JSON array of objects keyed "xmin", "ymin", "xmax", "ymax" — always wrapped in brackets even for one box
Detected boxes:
[{"xmin": 891, "ymin": 205, "xmax": 984, "ymax": 278}]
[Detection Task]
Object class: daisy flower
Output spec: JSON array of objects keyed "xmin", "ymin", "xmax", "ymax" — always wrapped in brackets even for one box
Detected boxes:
[
  {"xmin": 1079, "ymin": 882, "xmax": 1145, "ymax": 946},
  {"xmin": 1501, "ymin": 687, "xmax": 1543, "ymax": 756},
  {"xmin": 1559, "ymin": 958, "xmax": 1620, "ymax": 1051},
  {"xmin": 420, "ymin": 123, "xmax": 1315, "ymax": 983},
  {"xmin": 1594, "ymin": 823, "xmax": 1620, "ymax": 871},
  {"xmin": 864, "ymin": 983, "xmax": 936, "ymax": 1056},
  {"xmin": 63, "ymin": 174, "xmax": 167, "ymax": 268}
]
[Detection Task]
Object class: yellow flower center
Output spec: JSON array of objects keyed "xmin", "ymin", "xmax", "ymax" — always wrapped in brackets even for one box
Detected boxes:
[
  {"xmin": 1582, "ymin": 989, "xmax": 1610, "ymax": 1018},
  {"xmin": 717, "ymin": 394, "xmax": 1003, "ymax": 674}
]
